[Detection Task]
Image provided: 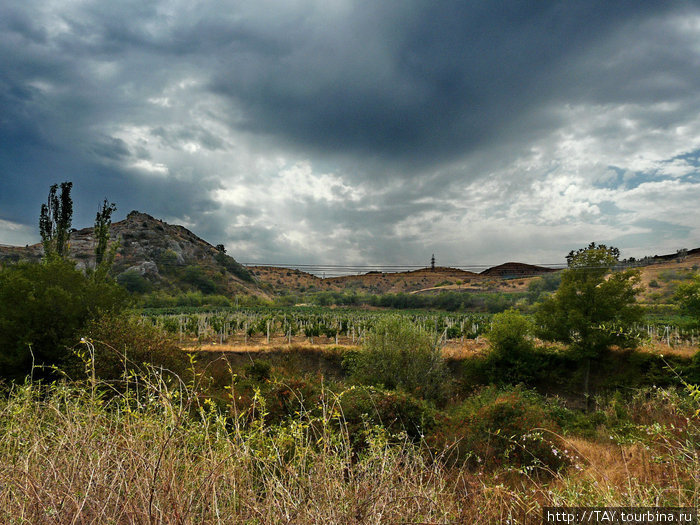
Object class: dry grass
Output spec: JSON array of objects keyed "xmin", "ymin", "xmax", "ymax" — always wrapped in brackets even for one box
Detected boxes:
[
  {"xmin": 1, "ymin": 367, "xmax": 697, "ymax": 524},
  {"xmin": 554, "ymin": 438, "xmax": 668, "ymax": 491},
  {"xmin": 0, "ymin": 379, "xmax": 467, "ymax": 524},
  {"xmin": 185, "ymin": 335, "xmax": 698, "ymax": 361},
  {"xmin": 635, "ymin": 340, "xmax": 699, "ymax": 359},
  {"xmin": 184, "ymin": 336, "xmax": 489, "ymax": 361},
  {"xmin": 545, "ymin": 433, "xmax": 699, "ymax": 508},
  {"xmin": 186, "ymin": 339, "xmax": 359, "ymax": 354}
]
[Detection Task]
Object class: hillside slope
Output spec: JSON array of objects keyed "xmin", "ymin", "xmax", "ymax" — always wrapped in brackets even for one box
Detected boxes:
[
  {"xmin": 249, "ymin": 265, "xmax": 543, "ymax": 295},
  {"xmin": 250, "ymin": 252, "xmax": 700, "ymax": 298},
  {"xmin": 0, "ymin": 211, "xmax": 263, "ymax": 296}
]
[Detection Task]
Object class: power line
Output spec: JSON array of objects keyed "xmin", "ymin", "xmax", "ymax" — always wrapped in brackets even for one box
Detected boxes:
[{"xmin": 240, "ymin": 262, "xmax": 568, "ymax": 269}]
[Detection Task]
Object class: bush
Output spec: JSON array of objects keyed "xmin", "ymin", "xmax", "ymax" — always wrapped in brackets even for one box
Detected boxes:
[
  {"xmin": 156, "ymin": 249, "xmax": 180, "ymax": 270},
  {"xmin": 484, "ymin": 293, "xmax": 517, "ymax": 313},
  {"xmin": 526, "ymin": 273, "xmax": 562, "ymax": 304},
  {"xmin": 337, "ymin": 386, "xmax": 436, "ymax": 444},
  {"xmin": 83, "ymin": 314, "xmax": 189, "ymax": 381},
  {"xmin": 234, "ymin": 376, "xmax": 322, "ymax": 425},
  {"xmin": 675, "ymin": 274, "xmax": 700, "ymax": 323},
  {"xmin": 461, "ymin": 345, "xmax": 577, "ymax": 390},
  {"xmin": 245, "ymin": 360, "xmax": 272, "ymax": 382},
  {"xmin": 433, "ymin": 386, "xmax": 568, "ymax": 473},
  {"xmin": 215, "ymin": 252, "xmax": 253, "ymax": 282},
  {"xmin": 345, "ymin": 315, "xmax": 449, "ymax": 403},
  {"xmin": 0, "ymin": 259, "xmax": 128, "ymax": 380},
  {"xmin": 181, "ymin": 266, "xmax": 218, "ymax": 294},
  {"xmin": 487, "ymin": 309, "xmax": 533, "ymax": 357},
  {"xmin": 117, "ymin": 270, "xmax": 153, "ymax": 293},
  {"xmin": 140, "ymin": 291, "xmax": 233, "ymax": 308},
  {"xmin": 478, "ymin": 309, "xmax": 542, "ymax": 384}
]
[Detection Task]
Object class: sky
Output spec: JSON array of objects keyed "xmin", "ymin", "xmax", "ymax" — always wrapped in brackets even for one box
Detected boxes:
[{"xmin": 2, "ymin": 1, "xmax": 700, "ymax": 268}]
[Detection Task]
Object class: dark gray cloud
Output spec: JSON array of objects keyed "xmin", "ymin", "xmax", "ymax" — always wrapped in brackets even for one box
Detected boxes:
[
  {"xmin": 1, "ymin": 0, "xmax": 700, "ymax": 264},
  {"xmin": 209, "ymin": 2, "xmax": 675, "ymax": 165}
]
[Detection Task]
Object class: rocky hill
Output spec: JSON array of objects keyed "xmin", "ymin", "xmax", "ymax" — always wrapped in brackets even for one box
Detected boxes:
[{"xmin": 0, "ymin": 211, "xmax": 263, "ymax": 296}]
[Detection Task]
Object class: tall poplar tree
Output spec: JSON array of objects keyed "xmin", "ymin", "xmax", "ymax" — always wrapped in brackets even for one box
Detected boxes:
[
  {"xmin": 94, "ymin": 198, "xmax": 117, "ymax": 265},
  {"xmin": 39, "ymin": 182, "xmax": 73, "ymax": 258}
]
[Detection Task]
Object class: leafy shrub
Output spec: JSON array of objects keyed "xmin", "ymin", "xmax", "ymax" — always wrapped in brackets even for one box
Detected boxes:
[
  {"xmin": 685, "ymin": 351, "xmax": 700, "ymax": 384},
  {"xmin": 247, "ymin": 377, "xmax": 321, "ymax": 425},
  {"xmin": 215, "ymin": 252, "xmax": 253, "ymax": 282},
  {"xmin": 470, "ymin": 309, "xmax": 545, "ymax": 385},
  {"xmin": 675, "ymin": 274, "xmax": 700, "ymax": 323},
  {"xmin": 487, "ymin": 309, "xmax": 533, "ymax": 357},
  {"xmin": 83, "ymin": 314, "xmax": 189, "ymax": 381},
  {"xmin": 141, "ymin": 291, "xmax": 233, "ymax": 308},
  {"xmin": 345, "ymin": 315, "xmax": 449, "ymax": 403},
  {"xmin": 433, "ymin": 386, "xmax": 568, "ymax": 473},
  {"xmin": 548, "ymin": 403, "xmax": 607, "ymax": 439},
  {"xmin": 337, "ymin": 386, "xmax": 436, "ymax": 444},
  {"xmin": 461, "ymin": 344, "xmax": 578, "ymax": 390},
  {"xmin": 156, "ymin": 249, "xmax": 180, "ymax": 269},
  {"xmin": 117, "ymin": 270, "xmax": 153, "ymax": 293},
  {"xmin": 181, "ymin": 266, "xmax": 218, "ymax": 294},
  {"xmin": 0, "ymin": 259, "xmax": 128, "ymax": 380},
  {"xmin": 245, "ymin": 360, "xmax": 272, "ymax": 382},
  {"xmin": 659, "ymin": 269, "xmax": 694, "ymax": 282},
  {"xmin": 526, "ymin": 273, "xmax": 562, "ymax": 304},
  {"xmin": 484, "ymin": 293, "xmax": 517, "ymax": 313}
]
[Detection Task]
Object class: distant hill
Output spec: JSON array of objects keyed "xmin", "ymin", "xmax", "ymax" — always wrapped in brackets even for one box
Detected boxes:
[
  {"xmin": 249, "ymin": 265, "xmax": 540, "ymax": 295},
  {"xmin": 0, "ymin": 211, "xmax": 263, "ymax": 296},
  {"xmin": 479, "ymin": 262, "xmax": 558, "ymax": 278}
]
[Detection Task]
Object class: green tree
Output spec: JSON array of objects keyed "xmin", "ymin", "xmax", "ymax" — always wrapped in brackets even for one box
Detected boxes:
[
  {"xmin": 39, "ymin": 182, "xmax": 73, "ymax": 258},
  {"xmin": 93, "ymin": 198, "xmax": 119, "ymax": 281},
  {"xmin": 214, "ymin": 251, "xmax": 254, "ymax": 282},
  {"xmin": 526, "ymin": 273, "xmax": 562, "ymax": 304},
  {"xmin": 536, "ymin": 243, "xmax": 642, "ymax": 356},
  {"xmin": 94, "ymin": 198, "xmax": 117, "ymax": 266},
  {"xmin": 181, "ymin": 265, "xmax": 218, "ymax": 294},
  {"xmin": 675, "ymin": 274, "xmax": 700, "ymax": 323},
  {"xmin": 0, "ymin": 258, "xmax": 128, "ymax": 380},
  {"xmin": 1, "ymin": 186, "xmax": 127, "ymax": 380},
  {"xmin": 535, "ymin": 243, "xmax": 643, "ymax": 407},
  {"xmin": 116, "ymin": 270, "xmax": 152, "ymax": 293}
]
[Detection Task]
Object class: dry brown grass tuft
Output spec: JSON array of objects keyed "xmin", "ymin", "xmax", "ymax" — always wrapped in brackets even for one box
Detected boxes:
[{"xmin": 0, "ymin": 377, "xmax": 467, "ymax": 524}]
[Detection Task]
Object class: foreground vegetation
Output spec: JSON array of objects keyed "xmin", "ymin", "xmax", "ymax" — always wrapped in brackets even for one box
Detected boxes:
[
  {"xmin": 1, "ymin": 360, "xmax": 697, "ymax": 524},
  {"xmin": 1, "ymin": 308, "xmax": 698, "ymax": 523}
]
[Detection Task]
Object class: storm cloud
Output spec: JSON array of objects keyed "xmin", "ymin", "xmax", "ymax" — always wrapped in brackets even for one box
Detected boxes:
[{"xmin": 2, "ymin": 0, "xmax": 700, "ymax": 266}]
